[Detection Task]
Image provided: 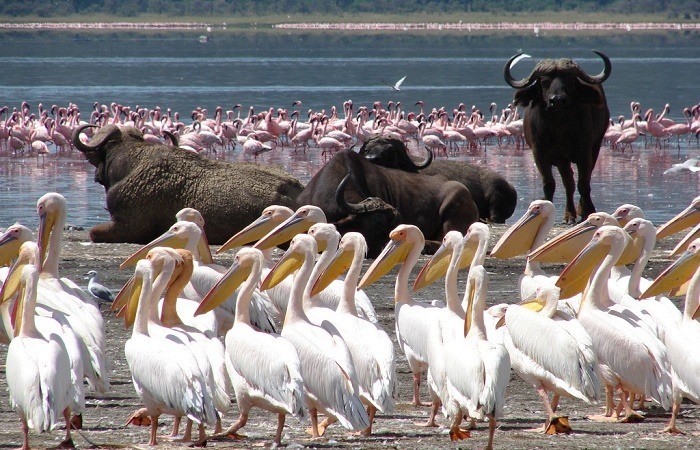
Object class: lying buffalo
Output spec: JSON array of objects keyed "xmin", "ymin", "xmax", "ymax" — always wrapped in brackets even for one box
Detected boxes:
[
  {"xmin": 359, "ymin": 135, "xmax": 517, "ymax": 223},
  {"xmin": 505, "ymin": 51, "xmax": 611, "ymax": 223},
  {"xmin": 73, "ymin": 124, "xmax": 304, "ymax": 244},
  {"xmin": 297, "ymin": 148, "xmax": 479, "ymax": 254}
]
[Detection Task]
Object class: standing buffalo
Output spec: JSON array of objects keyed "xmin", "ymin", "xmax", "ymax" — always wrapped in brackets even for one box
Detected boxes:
[
  {"xmin": 297, "ymin": 148, "xmax": 479, "ymax": 255},
  {"xmin": 72, "ymin": 124, "xmax": 304, "ymax": 244},
  {"xmin": 358, "ymin": 135, "xmax": 517, "ymax": 223},
  {"xmin": 505, "ymin": 51, "xmax": 611, "ymax": 223}
]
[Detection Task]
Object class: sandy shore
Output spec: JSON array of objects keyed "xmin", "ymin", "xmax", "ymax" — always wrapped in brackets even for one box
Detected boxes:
[{"xmin": 0, "ymin": 225, "xmax": 698, "ymax": 449}]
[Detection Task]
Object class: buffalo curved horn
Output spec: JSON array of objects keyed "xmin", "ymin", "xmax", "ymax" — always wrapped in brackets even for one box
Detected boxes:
[
  {"xmin": 503, "ymin": 53, "xmax": 535, "ymax": 89},
  {"xmin": 335, "ymin": 174, "xmax": 367, "ymax": 214},
  {"xmin": 72, "ymin": 124, "xmax": 120, "ymax": 154},
  {"xmin": 414, "ymin": 146, "xmax": 433, "ymax": 170},
  {"xmin": 578, "ymin": 50, "xmax": 612, "ymax": 84}
]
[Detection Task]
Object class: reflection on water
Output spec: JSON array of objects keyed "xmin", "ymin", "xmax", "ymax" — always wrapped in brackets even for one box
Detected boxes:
[{"xmin": 1, "ymin": 140, "xmax": 698, "ymax": 231}]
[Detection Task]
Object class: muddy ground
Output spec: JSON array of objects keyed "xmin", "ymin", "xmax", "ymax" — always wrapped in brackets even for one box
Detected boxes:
[{"xmin": 0, "ymin": 225, "xmax": 698, "ymax": 449}]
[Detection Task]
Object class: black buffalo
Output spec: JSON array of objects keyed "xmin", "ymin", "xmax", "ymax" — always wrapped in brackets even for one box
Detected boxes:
[
  {"xmin": 504, "ymin": 51, "xmax": 611, "ymax": 223},
  {"xmin": 358, "ymin": 135, "xmax": 517, "ymax": 223},
  {"xmin": 296, "ymin": 148, "xmax": 479, "ymax": 256}
]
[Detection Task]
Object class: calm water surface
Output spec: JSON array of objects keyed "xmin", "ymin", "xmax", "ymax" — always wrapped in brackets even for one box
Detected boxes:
[{"xmin": 0, "ymin": 30, "xmax": 698, "ymax": 231}]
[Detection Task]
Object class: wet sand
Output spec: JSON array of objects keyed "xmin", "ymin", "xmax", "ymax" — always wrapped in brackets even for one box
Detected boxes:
[{"xmin": 0, "ymin": 225, "xmax": 698, "ymax": 449}]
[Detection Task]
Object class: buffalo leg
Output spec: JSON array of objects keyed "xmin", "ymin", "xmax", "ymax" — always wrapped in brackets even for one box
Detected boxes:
[
  {"xmin": 556, "ymin": 163, "xmax": 577, "ymax": 223},
  {"xmin": 535, "ymin": 159, "xmax": 556, "ymax": 203},
  {"xmin": 576, "ymin": 162, "xmax": 596, "ymax": 221}
]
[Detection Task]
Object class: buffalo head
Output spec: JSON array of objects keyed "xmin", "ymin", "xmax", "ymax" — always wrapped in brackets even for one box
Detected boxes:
[
  {"xmin": 358, "ymin": 134, "xmax": 432, "ymax": 173},
  {"xmin": 504, "ymin": 51, "xmax": 611, "ymax": 112},
  {"xmin": 333, "ymin": 174, "xmax": 401, "ymax": 258}
]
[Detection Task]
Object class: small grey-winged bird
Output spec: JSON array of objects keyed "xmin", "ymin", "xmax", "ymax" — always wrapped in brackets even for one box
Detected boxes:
[{"xmin": 85, "ymin": 270, "xmax": 116, "ymax": 303}]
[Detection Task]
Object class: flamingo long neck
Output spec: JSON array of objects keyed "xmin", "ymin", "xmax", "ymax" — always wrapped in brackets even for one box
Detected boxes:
[
  {"xmin": 235, "ymin": 265, "xmax": 261, "ymax": 326},
  {"xmin": 42, "ymin": 211, "xmax": 66, "ymax": 279},
  {"xmin": 396, "ymin": 242, "xmax": 422, "ymax": 304},
  {"xmin": 581, "ymin": 251, "xmax": 618, "ymax": 311},
  {"xmin": 445, "ymin": 247, "xmax": 464, "ymax": 316},
  {"xmin": 336, "ymin": 250, "xmax": 362, "ymax": 317},
  {"xmin": 284, "ymin": 251, "xmax": 314, "ymax": 325},
  {"xmin": 628, "ymin": 235, "xmax": 654, "ymax": 298}
]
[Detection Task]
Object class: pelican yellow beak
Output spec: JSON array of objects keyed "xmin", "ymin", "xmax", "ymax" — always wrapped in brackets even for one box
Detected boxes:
[
  {"xmin": 195, "ymin": 260, "xmax": 251, "ymax": 316},
  {"xmin": 413, "ymin": 241, "xmax": 452, "ymax": 292},
  {"xmin": 668, "ymin": 224, "xmax": 700, "ymax": 258},
  {"xmin": 491, "ymin": 208, "xmax": 543, "ymax": 259},
  {"xmin": 639, "ymin": 248, "xmax": 700, "ymax": 299},
  {"xmin": 260, "ymin": 246, "xmax": 304, "ymax": 291},
  {"xmin": 458, "ymin": 237, "xmax": 478, "ymax": 271},
  {"xmin": 120, "ymin": 229, "xmax": 188, "ymax": 269},
  {"xmin": 0, "ymin": 230, "xmax": 24, "ymax": 267},
  {"xmin": 529, "ymin": 215, "xmax": 617, "ymax": 263},
  {"xmin": 123, "ymin": 273, "xmax": 146, "ymax": 328},
  {"xmin": 218, "ymin": 214, "xmax": 278, "ymax": 254},
  {"xmin": 310, "ymin": 247, "xmax": 353, "ymax": 297},
  {"xmin": 358, "ymin": 232, "xmax": 412, "ymax": 290},
  {"xmin": 112, "ymin": 275, "xmax": 136, "ymax": 313},
  {"xmin": 556, "ymin": 237, "xmax": 611, "ymax": 292},
  {"xmin": 254, "ymin": 212, "xmax": 314, "ymax": 251},
  {"xmin": 197, "ymin": 232, "xmax": 214, "ymax": 265},
  {"xmin": 37, "ymin": 209, "xmax": 57, "ymax": 271},
  {"xmin": 656, "ymin": 202, "xmax": 700, "ymax": 240}
]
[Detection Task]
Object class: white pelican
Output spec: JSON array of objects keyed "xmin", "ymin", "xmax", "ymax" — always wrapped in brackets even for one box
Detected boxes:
[
  {"xmin": 216, "ymin": 204, "xmax": 296, "ymax": 317},
  {"xmin": 35, "ymin": 192, "xmax": 109, "ymax": 395},
  {"xmin": 556, "ymin": 226, "xmax": 672, "ymax": 421},
  {"xmin": 175, "ymin": 207, "xmax": 214, "ymax": 264},
  {"xmin": 656, "ymin": 195, "xmax": 700, "ymax": 240},
  {"xmin": 499, "ymin": 283, "xmax": 599, "ymax": 433},
  {"xmin": 194, "ymin": 247, "xmax": 304, "ymax": 446},
  {"xmin": 121, "ymin": 258, "xmax": 218, "ymax": 445},
  {"xmin": 309, "ymin": 231, "xmax": 397, "ymax": 435},
  {"xmin": 120, "ymin": 220, "xmax": 277, "ymax": 334},
  {"xmin": 120, "ymin": 247, "xmax": 230, "ymax": 441},
  {"xmin": 2, "ymin": 245, "xmax": 78, "ymax": 450},
  {"xmin": 359, "ymin": 224, "xmax": 440, "ymax": 406},
  {"xmin": 252, "ymin": 204, "xmax": 378, "ymax": 322},
  {"xmin": 412, "ymin": 231, "xmax": 467, "ymax": 426},
  {"xmin": 638, "ymin": 238, "xmax": 700, "ymax": 434},
  {"xmin": 1, "ymin": 242, "xmax": 86, "ymax": 421},
  {"xmin": 261, "ymin": 234, "xmax": 369, "ymax": 436},
  {"xmin": 612, "ymin": 203, "xmax": 645, "ymax": 226},
  {"xmin": 443, "ymin": 266, "xmax": 510, "ymax": 447},
  {"xmin": 490, "ymin": 200, "xmax": 560, "ymax": 300}
]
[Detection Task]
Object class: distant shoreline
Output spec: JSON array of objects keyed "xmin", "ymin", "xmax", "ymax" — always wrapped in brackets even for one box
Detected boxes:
[{"xmin": 0, "ymin": 21, "xmax": 697, "ymax": 32}]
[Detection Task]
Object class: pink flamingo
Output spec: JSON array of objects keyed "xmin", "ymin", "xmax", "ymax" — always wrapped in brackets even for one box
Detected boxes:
[
  {"xmin": 242, "ymin": 132, "xmax": 272, "ymax": 156},
  {"xmin": 616, "ymin": 114, "xmax": 644, "ymax": 153},
  {"xmin": 313, "ymin": 125, "xmax": 344, "ymax": 156},
  {"xmin": 419, "ymin": 121, "xmax": 447, "ymax": 157},
  {"xmin": 664, "ymin": 108, "xmax": 693, "ymax": 150},
  {"xmin": 645, "ymin": 109, "xmax": 670, "ymax": 148}
]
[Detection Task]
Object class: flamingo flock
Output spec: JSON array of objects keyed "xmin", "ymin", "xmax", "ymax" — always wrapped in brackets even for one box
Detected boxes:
[
  {"xmin": 604, "ymin": 102, "xmax": 700, "ymax": 152},
  {"xmin": 2, "ymin": 192, "xmax": 700, "ymax": 448},
  {"xmin": 2, "ymin": 99, "xmax": 698, "ymax": 163}
]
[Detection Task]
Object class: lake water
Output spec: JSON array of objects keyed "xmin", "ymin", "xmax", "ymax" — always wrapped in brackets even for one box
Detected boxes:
[{"xmin": 0, "ymin": 29, "xmax": 698, "ymax": 231}]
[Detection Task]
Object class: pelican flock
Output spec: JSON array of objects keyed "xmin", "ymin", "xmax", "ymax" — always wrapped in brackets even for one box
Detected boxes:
[{"xmin": 2, "ymin": 194, "xmax": 700, "ymax": 448}]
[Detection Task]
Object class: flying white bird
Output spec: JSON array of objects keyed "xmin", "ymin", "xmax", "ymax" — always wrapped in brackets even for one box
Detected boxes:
[{"xmin": 382, "ymin": 75, "xmax": 407, "ymax": 91}]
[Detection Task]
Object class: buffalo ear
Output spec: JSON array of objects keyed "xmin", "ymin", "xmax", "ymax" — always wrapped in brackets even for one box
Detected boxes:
[
  {"xmin": 81, "ymin": 147, "xmax": 106, "ymax": 169},
  {"xmin": 513, "ymin": 84, "xmax": 540, "ymax": 107},
  {"xmin": 575, "ymin": 81, "xmax": 605, "ymax": 105}
]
